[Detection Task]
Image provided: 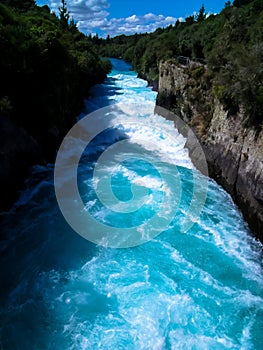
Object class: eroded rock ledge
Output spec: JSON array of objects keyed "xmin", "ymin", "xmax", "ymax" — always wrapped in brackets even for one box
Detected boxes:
[{"xmin": 156, "ymin": 60, "xmax": 263, "ymax": 242}]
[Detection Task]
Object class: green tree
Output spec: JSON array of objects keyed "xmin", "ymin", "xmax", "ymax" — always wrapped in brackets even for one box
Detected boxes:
[
  {"xmin": 58, "ymin": 0, "xmax": 70, "ymax": 29},
  {"xmin": 196, "ymin": 4, "xmax": 206, "ymax": 22},
  {"xmin": 69, "ymin": 17, "xmax": 78, "ymax": 33},
  {"xmin": 185, "ymin": 15, "xmax": 195, "ymax": 25}
]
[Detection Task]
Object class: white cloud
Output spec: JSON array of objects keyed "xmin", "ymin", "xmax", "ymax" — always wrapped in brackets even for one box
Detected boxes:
[
  {"xmin": 100, "ymin": 13, "xmax": 178, "ymax": 37},
  {"xmin": 48, "ymin": 0, "xmax": 109, "ymax": 26},
  {"xmin": 126, "ymin": 14, "xmax": 140, "ymax": 23},
  {"xmin": 95, "ymin": 13, "xmax": 178, "ymax": 37},
  {"xmin": 144, "ymin": 13, "xmax": 156, "ymax": 21},
  {"xmin": 45, "ymin": 1, "xmax": 178, "ymax": 37}
]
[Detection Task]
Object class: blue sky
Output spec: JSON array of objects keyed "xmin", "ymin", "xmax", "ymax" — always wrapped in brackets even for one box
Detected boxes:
[{"xmin": 36, "ymin": 0, "xmax": 228, "ymax": 37}]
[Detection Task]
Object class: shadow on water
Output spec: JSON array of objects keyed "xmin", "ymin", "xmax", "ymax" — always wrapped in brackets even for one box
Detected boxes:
[
  {"xmin": 0, "ymin": 86, "xmax": 133, "ymax": 348},
  {"xmin": 78, "ymin": 58, "xmax": 135, "ymax": 115},
  {"xmin": 77, "ymin": 77, "xmax": 123, "ymax": 117}
]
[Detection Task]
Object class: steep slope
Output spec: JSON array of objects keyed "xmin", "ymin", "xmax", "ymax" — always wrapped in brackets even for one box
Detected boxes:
[{"xmin": 157, "ymin": 60, "xmax": 263, "ymax": 242}]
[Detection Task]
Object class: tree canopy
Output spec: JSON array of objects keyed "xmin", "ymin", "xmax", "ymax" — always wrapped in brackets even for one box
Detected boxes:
[
  {"xmin": 0, "ymin": 0, "xmax": 112, "ymax": 137},
  {"xmin": 97, "ymin": 0, "xmax": 263, "ymax": 127}
]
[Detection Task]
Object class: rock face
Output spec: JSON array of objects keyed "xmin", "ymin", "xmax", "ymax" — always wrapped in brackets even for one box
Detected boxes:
[
  {"xmin": 203, "ymin": 103, "xmax": 263, "ymax": 240},
  {"xmin": 157, "ymin": 60, "xmax": 263, "ymax": 242}
]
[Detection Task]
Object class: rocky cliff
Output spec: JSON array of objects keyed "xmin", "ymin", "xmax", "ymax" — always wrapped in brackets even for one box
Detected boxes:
[{"xmin": 156, "ymin": 60, "xmax": 263, "ymax": 242}]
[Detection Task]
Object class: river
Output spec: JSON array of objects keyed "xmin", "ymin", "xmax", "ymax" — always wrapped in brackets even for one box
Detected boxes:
[{"xmin": 0, "ymin": 58, "xmax": 262, "ymax": 349}]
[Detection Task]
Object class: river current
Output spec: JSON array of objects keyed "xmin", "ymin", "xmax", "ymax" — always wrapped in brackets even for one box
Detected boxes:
[{"xmin": 0, "ymin": 58, "xmax": 262, "ymax": 349}]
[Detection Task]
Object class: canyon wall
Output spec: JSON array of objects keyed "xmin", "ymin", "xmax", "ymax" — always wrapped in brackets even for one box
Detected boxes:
[{"xmin": 156, "ymin": 60, "xmax": 263, "ymax": 242}]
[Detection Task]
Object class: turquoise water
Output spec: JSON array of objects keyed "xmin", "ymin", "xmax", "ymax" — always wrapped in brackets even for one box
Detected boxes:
[{"xmin": 0, "ymin": 58, "xmax": 262, "ymax": 349}]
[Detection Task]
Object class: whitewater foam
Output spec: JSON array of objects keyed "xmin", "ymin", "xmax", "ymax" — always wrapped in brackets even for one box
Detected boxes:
[{"xmin": 0, "ymin": 58, "xmax": 262, "ymax": 350}]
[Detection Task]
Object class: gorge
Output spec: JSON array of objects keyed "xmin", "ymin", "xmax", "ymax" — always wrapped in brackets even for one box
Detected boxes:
[
  {"xmin": 1, "ymin": 58, "xmax": 262, "ymax": 350},
  {"xmin": 1, "ymin": 0, "xmax": 263, "ymax": 348}
]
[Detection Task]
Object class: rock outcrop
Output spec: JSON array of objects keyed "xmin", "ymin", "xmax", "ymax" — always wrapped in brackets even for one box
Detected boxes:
[{"xmin": 156, "ymin": 60, "xmax": 263, "ymax": 242}]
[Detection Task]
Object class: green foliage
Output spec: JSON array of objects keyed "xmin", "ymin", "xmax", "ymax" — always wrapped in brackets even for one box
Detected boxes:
[
  {"xmin": 190, "ymin": 65, "xmax": 205, "ymax": 79},
  {"xmin": 213, "ymin": 83, "xmax": 234, "ymax": 111},
  {"xmin": 0, "ymin": 0, "xmax": 35, "ymax": 11},
  {"xmin": 98, "ymin": 0, "xmax": 262, "ymax": 129},
  {"xmin": 213, "ymin": 84, "xmax": 226, "ymax": 101},
  {"xmin": 58, "ymin": 0, "xmax": 69, "ymax": 29},
  {"xmin": 196, "ymin": 4, "xmax": 206, "ymax": 22},
  {"xmin": 0, "ymin": 1, "xmax": 111, "ymax": 135},
  {"xmin": 233, "ymin": 0, "xmax": 254, "ymax": 7},
  {"xmin": 185, "ymin": 15, "xmax": 195, "ymax": 25}
]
